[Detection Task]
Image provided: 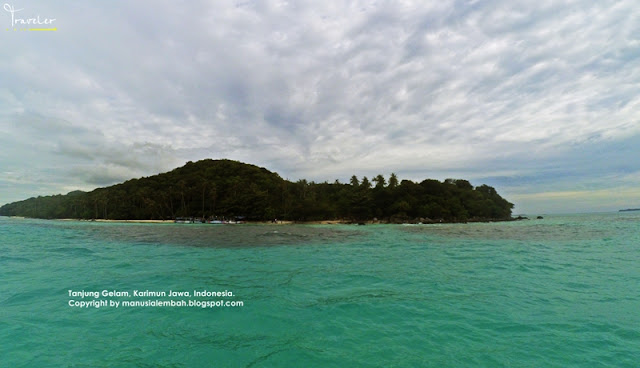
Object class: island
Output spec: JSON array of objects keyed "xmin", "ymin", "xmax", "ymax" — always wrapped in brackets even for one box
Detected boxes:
[{"xmin": 0, "ymin": 159, "xmax": 514, "ymax": 223}]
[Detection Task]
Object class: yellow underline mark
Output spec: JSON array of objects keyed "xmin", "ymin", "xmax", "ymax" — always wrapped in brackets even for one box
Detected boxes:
[{"xmin": 29, "ymin": 28, "xmax": 57, "ymax": 31}]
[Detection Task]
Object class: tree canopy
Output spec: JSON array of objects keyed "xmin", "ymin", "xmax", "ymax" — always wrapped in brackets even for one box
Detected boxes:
[{"xmin": 0, "ymin": 159, "xmax": 514, "ymax": 223}]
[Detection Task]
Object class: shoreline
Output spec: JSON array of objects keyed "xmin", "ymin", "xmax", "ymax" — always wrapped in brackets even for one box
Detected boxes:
[
  {"xmin": 58, "ymin": 218, "xmax": 175, "ymax": 224},
  {"xmin": 4, "ymin": 216, "xmax": 523, "ymax": 225},
  {"xmin": 38, "ymin": 218, "xmax": 518, "ymax": 225},
  {"xmin": 56, "ymin": 219, "xmax": 342, "ymax": 225}
]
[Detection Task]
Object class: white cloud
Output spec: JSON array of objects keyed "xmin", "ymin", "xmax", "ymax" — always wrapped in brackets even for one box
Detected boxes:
[{"xmin": 1, "ymin": 0, "xmax": 639, "ymax": 212}]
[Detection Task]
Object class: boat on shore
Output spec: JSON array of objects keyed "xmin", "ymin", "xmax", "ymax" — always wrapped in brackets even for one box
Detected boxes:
[
  {"xmin": 208, "ymin": 220, "xmax": 242, "ymax": 224},
  {"xmin": 174, "ymin": 216, "xmax": 244, "ymax": 224},
  {"xmin": 209, "ymin": 215, "xmax": 245, "ymax": 224},
  {"xmin": 174, "ymin": 217, "xmax": 197, "ymax": 223}
]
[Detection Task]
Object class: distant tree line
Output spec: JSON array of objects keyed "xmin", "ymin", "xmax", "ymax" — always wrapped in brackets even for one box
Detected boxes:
[{"xmin": 0, "ymin": 159, "xmax": 514, "ymax": 222}]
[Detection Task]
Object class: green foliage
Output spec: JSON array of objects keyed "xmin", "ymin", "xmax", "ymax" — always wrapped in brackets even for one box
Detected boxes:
[
  {"xmin": 372, "ymin": 174, "xmax": 386, "ymax": 189},
  {"xmin": 0, "ymin": 159, "xmax": 514, "ymax": 222},
  {"xmin": 388, "ymin": 173, "xmax": 399, "ymax": 189},
  {"xmin": 349, "ymin": 175, "xmax": 359, "ymax": 187}
]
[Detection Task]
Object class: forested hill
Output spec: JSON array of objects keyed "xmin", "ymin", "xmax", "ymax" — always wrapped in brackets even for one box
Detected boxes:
[{"xmin": 0, "ymin": 159, "xmax": 514, "ymax": 222}]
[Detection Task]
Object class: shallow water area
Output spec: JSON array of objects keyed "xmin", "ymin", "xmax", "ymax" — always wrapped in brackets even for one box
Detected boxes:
[{"xmin": 1, "ymin": 213, "xmax": 639, "ymax": 367}]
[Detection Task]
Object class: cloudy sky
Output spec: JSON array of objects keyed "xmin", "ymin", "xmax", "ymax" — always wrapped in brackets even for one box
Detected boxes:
[{"xmin": 1, "ymin": 0, "xmax": 639, "ymax": 214}]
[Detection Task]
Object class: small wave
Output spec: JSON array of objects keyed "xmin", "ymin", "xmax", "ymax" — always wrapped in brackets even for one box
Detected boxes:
[
  {"xmin": 0, "ymin": 255, "xmax": 32, "ymax": 263},
  {"xmin": 259, "ymin": 231, "xmax": 308, "ymax": 239},
  {"xmin": 49, "ymin": 247, "xmax": 95, "ymax": 255},
  {"xmin": 309, "ymin": 289, "xmax": 399, "ymax": 307}
]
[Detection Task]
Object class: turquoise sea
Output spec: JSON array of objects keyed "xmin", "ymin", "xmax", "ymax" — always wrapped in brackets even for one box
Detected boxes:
[{"xmin": 1, "ymin": 213, "xmax": 639, "ymax": 367}]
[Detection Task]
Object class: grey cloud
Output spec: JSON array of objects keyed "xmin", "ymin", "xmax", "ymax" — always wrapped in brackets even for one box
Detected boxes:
[{"xmin": 2, "ymin": 0, "xmax": 639, "ymax": 212}]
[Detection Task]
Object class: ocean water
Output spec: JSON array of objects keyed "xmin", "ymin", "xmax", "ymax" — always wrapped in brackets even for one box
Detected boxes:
[{"xmin": 1, "ymin": 213, "xmax": 639, "ymax": 367}]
